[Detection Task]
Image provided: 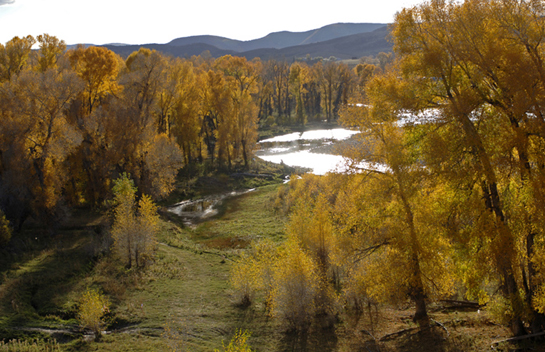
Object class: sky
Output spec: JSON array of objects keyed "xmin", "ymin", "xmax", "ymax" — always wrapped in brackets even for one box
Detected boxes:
[{"xmin": 0, "ymin": 0, "xmax": 425, "ymax": 45}]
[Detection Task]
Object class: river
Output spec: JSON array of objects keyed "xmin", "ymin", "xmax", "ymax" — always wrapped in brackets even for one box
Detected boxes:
[
  {"xmin": 255, "ymin": 128, "xmax": 359, "ymax": 175},
  {"xmin": 168, "ymin": 128, "xmax": 359, "ymax": 222}
]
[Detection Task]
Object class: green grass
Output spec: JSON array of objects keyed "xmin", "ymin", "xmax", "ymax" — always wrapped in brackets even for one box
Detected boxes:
[
  {"xmin": 0, "ymin": 182, "xmax": 289, "ymax": 351},
  {"xmin": 192, "ymin": 184, "xmax": 287, "ymax": 249},
  {"xmin": 0, "ymin": 178, "xmax": 530, "ymax": 352}
]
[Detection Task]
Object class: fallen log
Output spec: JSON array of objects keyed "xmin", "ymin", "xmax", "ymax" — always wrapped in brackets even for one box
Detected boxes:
[
  {"xmin": 230, "ymin": 173, "xmax": 274, "ymax": 179},
  {"xmin": 440, "ymin": 299, "xmax": 482, "ymax": 307},
  {"xmin": 491, "ymin": 331, "xmax": 545, "ymax": 350}
]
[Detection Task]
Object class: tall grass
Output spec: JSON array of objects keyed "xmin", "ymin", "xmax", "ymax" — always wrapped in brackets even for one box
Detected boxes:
[{"xmin": 0, "ymin": 339, "xmax": 61, "ymax": 351}]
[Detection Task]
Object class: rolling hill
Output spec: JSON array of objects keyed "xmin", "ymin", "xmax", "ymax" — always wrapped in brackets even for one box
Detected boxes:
[{"xmin": 101, "ymin": 23, "xmax": 392, "ymax": 61}]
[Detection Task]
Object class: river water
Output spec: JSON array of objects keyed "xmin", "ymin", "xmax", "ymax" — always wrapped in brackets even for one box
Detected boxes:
[
  {"xmin": 168, "ymin": 128, "xmax": 359, "ymax": 222},
  {"xmin": 255, "ymin": 128, "xmax": 359, "ymax": 175}
]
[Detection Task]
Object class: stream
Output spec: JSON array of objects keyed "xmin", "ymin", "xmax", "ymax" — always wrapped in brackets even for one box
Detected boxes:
[
  {"xmin": 168, "ymin": 128, "xmax": 358, "ymax": 223},
  {"xmin": 167, "ymin": 189, "xmax": 255, "ymax": 227},
  {"xmin": 255, "ymin": 128, "xmax": 359, "ymax": 175}
]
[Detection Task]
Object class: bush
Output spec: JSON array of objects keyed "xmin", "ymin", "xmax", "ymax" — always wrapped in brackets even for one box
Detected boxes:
[
  {"xmin": 78, "ymin": 289, "xmax": 110, "ymax": 340},
  {"xmin": 230, "ymin": 253, "xmax": 261, "ymax": 306},
  {"xmin": 230, "ymin": 239, "xmax": 278, "ymax": 306},
  {"xmin": 215, "ymin": 329, "xmax": 253, "ymax": 352},
  {"xmin": 0, "ymin": 210, "xmax": 11, "ymax": 246},
  {"xmin": 269, "ymin": 240, "xmax": 319, "ymax": 331}
]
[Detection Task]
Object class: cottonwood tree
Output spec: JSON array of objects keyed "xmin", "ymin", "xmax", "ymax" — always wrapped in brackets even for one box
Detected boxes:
[
  {"xmin": 269, "ymin": 239, "xmax": 321, "ymax": 331},
  {"xmin": 68, "ymin": 45, "xmax": 121, "ymax": 115},
  {"xmin": 0, "ymin": 61, "xmax": 83, "ymax": 227},
  {"xmin": 170, "ymin": 60, "xmax": 202, "ymax": 163},
  {"xmin": 111, "ymin": 174, "xmax": 158, "ymax": 269},
  {"xmin": 351, "ymin": 0, "xmax": 545, "ymax": 335},
  {"xmin": 341, "ymin": 73, "xmax": 455, "ymax": 326},
  {"xmin": 289, "ymin": 62, "xmax": 310, "ymax": 125},
  {"xmin": 215, "ymin": 56, "xmax": 261, "ymax": 169},
  {"xmin": 0, "ymin": 35, "xmax": 35, "ymax": 82},
  {"xmin": 35, "ymin": 34, "xmax": 66, "ymax": 73},
  {"xmin": 0, "ymin": 210, "xmax": 11, "ymax": 246},
  {"xmin": 66, "ymin": 45, "xmax": 123, "ymax": 205}
]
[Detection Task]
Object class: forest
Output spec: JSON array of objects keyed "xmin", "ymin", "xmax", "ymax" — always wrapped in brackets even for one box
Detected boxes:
[
  {"xmin": 0, "ymin": 34, "xmax": 384, "ymax": 234},
  {"xmin": 3, "ymin": 0, "xmax": 545, "ymax": 351}
]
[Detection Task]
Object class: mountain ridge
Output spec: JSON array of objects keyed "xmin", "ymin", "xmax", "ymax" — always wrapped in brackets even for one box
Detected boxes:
[
  {"xmin": 98, "ymin": 22, "xmax": 393, "ymax": 61},
  {"xmin": 166, "ymin": 23, "xmax": 388, "ymax": 52}
]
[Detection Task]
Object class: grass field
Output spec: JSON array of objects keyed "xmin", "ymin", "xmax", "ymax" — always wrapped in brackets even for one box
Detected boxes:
[{"xmin": 1, "ymin": 177, "xmax": 543, "ymax": 351}]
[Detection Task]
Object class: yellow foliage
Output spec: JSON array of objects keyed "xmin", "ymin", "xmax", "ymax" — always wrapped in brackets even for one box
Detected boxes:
[
  {"xmin": 0, "ymin": 210, "xmax": 12, "ymax": 246},
  {"xmin": 230, "ymin": 239, "xmax": 279, "ymax": 305},
  {"xmin": 78, "ymin": 289, "xmax": 110, "ymax": 338},
  {"xmin": 68, "ymin": 46, "xmax": 121, "ymax": 113},
  {"xmin": 111, "ymin": 174, "xmax": 158, "ymax": 268},
  {"xmin": 214, "ymin": 329, "xmax": 254, "ymax": 352},
  {"xmin": 268, "ymin": 240, "xmax": 320, "ymax": 330}
]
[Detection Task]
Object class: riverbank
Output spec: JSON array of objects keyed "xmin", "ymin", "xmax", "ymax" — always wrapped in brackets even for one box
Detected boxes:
[{"xmin": 258, "ymin": 119, "xmax": 343, "ymax": 141}]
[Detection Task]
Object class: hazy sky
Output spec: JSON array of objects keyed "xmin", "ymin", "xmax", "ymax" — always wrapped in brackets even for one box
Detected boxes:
[{"xmin": 0, "ymin": 0, "xmax": 425, "ymax": 45}]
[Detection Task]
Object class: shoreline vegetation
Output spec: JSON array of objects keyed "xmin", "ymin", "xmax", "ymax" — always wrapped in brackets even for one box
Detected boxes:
[
  {"xmin": 0, "ymin": 121, "xmax": 527, "ymax": 351},
  {"xmin": 5, "ymin": 0, "xmax": 545, "ymax": 350}
]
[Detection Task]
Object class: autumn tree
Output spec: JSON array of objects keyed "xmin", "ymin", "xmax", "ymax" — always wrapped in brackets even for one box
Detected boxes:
[
  {"xmin": 316, "ymin": 61, "xmax": 351, "ymax": 122},
  {"xmin": 264, "ymin": 60, "xmax": 291, "ymax": 123},
  {"xmin": 0, "ymin": 57, "xmax": 83, "ymax": 227},
  {"xmin": 289, "ymin": 62, "xmax": 309, "ymax": 125},
  {"xmin": 269, "ymin": 239, "xmax": 321, "ymax": 330},
  {"xmin": 64, "ymin": 46, "xmax": 124, "ymax": 205},
  {"xmin": 354, "ymin": 63, "xmax": 376, "ymax": 92},
  {"xmin": 349, "ymin": 0, "xmax": 545, "ymax": 335},
  {"xmin": 78, "ymin": 289, "xmax": 110, "ymax": 340},
  {"xmin": 0, "ymin": 210, "xmax": 11, "ymax": 246},
  {"xmin": 111, "ymin": 174, "xmax": 158, "ymax": 269},
  {"xmin": 169, "ymin": 59, "xmax": 202, "ymax": 163},
  {"xmin": 0, "ymin": 35, "xmax": 35, "ymax": 82},
  {"xmin": 199, "ymin": 69, "xmax": 232, "ymax": 167},
  {"xmin": 215, "ymin": 56, "xmax": 260, "ymax": 169},
  {"xmin": 35, "ymin": 34, "xmax": 66, "ymax": 73},
  {"xmin": 68, "ymin": 45, "xmax": 121, "ymax": 114},
  {"xmin": 341, "ymin": 78, "xmax": 457, "ymax": 326}
]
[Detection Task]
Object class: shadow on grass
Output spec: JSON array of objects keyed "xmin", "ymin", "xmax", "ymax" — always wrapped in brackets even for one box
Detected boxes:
[
  {"xmin": 0, "ymin": 222, "xmax": 108, "ymax": 339},
  {"xmin": 278, "ymin": 328, "xmax": 338, "ymax": 352},
  {"xmin": 381, "ymin": 326, "xmax": 462, "ymax": 352}
]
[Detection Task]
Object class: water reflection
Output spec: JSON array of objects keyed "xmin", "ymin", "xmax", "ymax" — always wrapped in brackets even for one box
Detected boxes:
[
  {"xmin": 168, "ymin": 189, "xmax": 255, "ymax": 227},
  {"xmin": 256, "ymin": 128, "xmax": 359, "ymax": 175}
]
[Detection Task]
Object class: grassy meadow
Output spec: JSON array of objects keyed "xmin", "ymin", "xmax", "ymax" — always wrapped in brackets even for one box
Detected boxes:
[{"xmin": 0, "ymin": 171, "xmax": 536, "ymax": 352}]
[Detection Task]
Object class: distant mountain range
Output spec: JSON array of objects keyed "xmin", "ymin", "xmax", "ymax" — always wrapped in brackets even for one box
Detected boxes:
[{"xmin": 83, "ymin": 23, "xmax": 393, "ymax": 61}]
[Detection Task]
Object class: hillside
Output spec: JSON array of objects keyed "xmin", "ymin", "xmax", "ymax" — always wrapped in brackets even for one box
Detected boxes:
[
  {"xmin": 241, "ymin": 26, "xmax": 392, "ymax": 60},
  {"xmin": 102, "ymin": 23, "xmax": 392, "ymax": 60},
  {"xmin": 167, "ymin": 23, "xmax": 387, "ymax": 51}
]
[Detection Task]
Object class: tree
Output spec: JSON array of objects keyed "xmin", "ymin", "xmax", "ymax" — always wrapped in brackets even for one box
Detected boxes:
[
  {"xmin": 269, "ymin": 239, "xmax": 320, "ymax": 331},
  {"xmin": 199, "ymin": 69, "xmax": 232, "ymax": 166},
  {"xmin": 0, "ymin": 210, "xmax": 11, "ymax": 246},
  {"xmin": 35, "ymin": 34, "xmax": 66, "ymax": 73},
  {"xmin": 78, "ymin": 289, "xmax": 110, "ymax": 340},
  {"xmin": 289, "ymin": 62, "xmax": 309, "ymax": 125},
  {"xmin": 111, "ymin": 174, "xmax": 158, "ymax": 269},
  {"xmin": 0, "ymin": 64, "xmax": 83, "ymax": 227},
  {"xmin": 341, "ymin": 79, "xmax": 455, "ymax": 326},
  {"xmin": 215, "ymin": 56, "xmax": 260, "ymax": 169},
  {"xmin": 0, "ymin": 35, "xmax": 36, "ymax": 82},
  {"xmin": 214, "ymin": 329, "xmax": 254, "ymax": 352},
  {"xmin": 68, "ymin": 46, "xmax": 121, "ymax": 115},
  {"xmin": 170, "ymin": 60, "xmax": 201, "ymax": 164},
  {"xmin": 359, "ymin": 0, "xmax": 545, "ymax": 335},
  {"xmin": 264, "ymin": 60, "xmax": 291, "ymax": 123}
]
